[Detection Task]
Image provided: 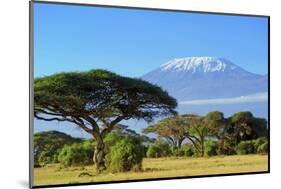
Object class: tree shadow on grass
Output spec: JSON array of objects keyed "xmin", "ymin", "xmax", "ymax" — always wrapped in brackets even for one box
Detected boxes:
[{"xmin": 143, "ymin": 167, "xmax": 168, "ymax": 172}]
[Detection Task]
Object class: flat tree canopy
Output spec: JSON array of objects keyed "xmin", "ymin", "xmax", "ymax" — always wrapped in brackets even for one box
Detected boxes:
[
  {"xmin": 34, "ymin": 69, "xmax": 177, "ymax": 170},
  {"xmin": 143, "ymin": 116, "xmax": 188, "ymax": 148}
]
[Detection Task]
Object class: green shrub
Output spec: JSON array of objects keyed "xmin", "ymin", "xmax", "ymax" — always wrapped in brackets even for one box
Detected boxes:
[
  {"xmin": 253, "ymin": 137, "xmax": 268, "ymax": 154},
  {"xmin": 182, "ymin": 145, "xmax": 194, "ymax": 157},
  {"xmin": 204, "ymin": 140, "xmax": 219, "ymax": 156},
  {"xmin": 106, "ymin": 136, "xmax": 144, "ymax": 172},
  {"xmin": 171, "ymin": 145, "xmax": 194, "ymax": 157},
  {"xmin": 147, "ymin": 142, "xmax": 171, "ymax": 158},
  {"xmin": 143, "ymin": 145, "xmax": 149, "ymax": 157},
  {"xmin": 104, "ymin": 132, "xmax": 123, "ymax": 153},
  {"xmin": 171, "ymin": 146, "xmax": 184, "ymax": 157},
  {"xmin": 58, "ymin": 142, "xmax": 94, "ymax": 167},
  {"xmin": 235, "ymin": 140, "xmax": 255, "ymax": 155},
  {"xmin": 217, "ymin": 139, "xmax": 237, "ymax": 155},
  {"xmin": 38, "ymin": 151, "xmax": 52, "ymax": 165},
  {"xmin": 158, "ymin": 143, "xmax": 171, "ymax": 157},
  {"xmin": 147, "ymin": 145, "xmax": 162, "ymax": 158},
  {"xmin": 257, "ymin": 140, "xmax": 268, "ymax": 154},
  {"xmin": 34, "ymin": 131, "xmax": 83, "ymax": 166}
]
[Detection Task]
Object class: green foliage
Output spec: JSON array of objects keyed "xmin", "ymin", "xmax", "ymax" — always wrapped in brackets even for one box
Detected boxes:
[
  {"xmin": 171, "ymin": 145, "xmax": 194, "ymax": 157},
  {"xmin": 217, "ymin": 139, "xmax": 237, "ymax": 155},
  {"xmin": 34, "ymin": 131, "xmax": 83, "ymax": 166},
  {"xmin": 143, "ymin": 112, "xmax": 226, "ymax": 157},
  {"xmin": 227, "ymin": 112, "xmax": 268, "ymax": 142},
  {"xmin": 143, "ymin": 116, "xmax": 188, "ymax": 147},
  {"xmin": 204, "ymin": 140, "xmax": 219, "ymax": 156},
  {"xmin": 146, "ymin": 144, "xmax": 163, "ymax": 158},
  {"xmin": 203, "ymin": 111, "xmax": 226, "ymax": 138},
  {"xmin": 254, "ymin": 137, "xmax": 268, "ymax": 154},
  {"xmin": 170, "ymin": 146, "xmax": 183, "ymax": 157},
  {"xmin": 257, "ymin": 141, "xmax": 268, "ymax": 154},
  {"xmin": 103, "ymin": 132, "xmax": 123, "ymax": 153},
  {"xmin": 58, "ymin": 141, "xmax": 95, "ymax": 167},
  {"xmin": 34, "ymin": 69, "xmax": 177, "ymax": 125},
  {"xmin": 235, "ymin": 141, "xmax": 256, "ymax": 155},
  {"xmin": 216, "ymin": 112, "xmax": 268, "ymax": 155},
  {"xmin": 253, "ymin": 137, "xmax": 267, "ymax": 149},
  {"xmin": 182, "ymin": 145, "xmax": 194, "ymax": 157},
  {"xmin": 146, "ymin": 140, "xmax": 171, "ymax": 158},
  {"xmin": 106, "ymin": 136, "xmax": 144, "ymax": 172}
]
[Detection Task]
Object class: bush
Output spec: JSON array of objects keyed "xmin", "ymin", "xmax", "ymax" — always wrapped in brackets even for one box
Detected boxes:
[
  {"xmin": 235, "ymin": 140, "xmax": 255, "ymax": 155},
  {"xmin": 147, "ymin": 145, "xmax": 162, "ymax": 158},
  {"xmin": 204, "ymin": 140, "xmax": 219, "ymax": 156},
  {"xmin": 253, "ymin": 137, "xmax": 267, "ymax": 148},
  {"xmin": 171, "ymin": 146, "xmax": 184, "ymax": 157},
  {"xmin": 173, "ymin": 145, "xmax": 194, "ymax": 157},
  {"xmin": 104, "ymin": 132, "xmax": 123, "ymax": 153},
  {"xmin": 182, "ymin": 145, "xmax": 194, "ymax": 157},
  {"xmin": 257, "ymin": 140, "xmax": 268, "ymax": 154},
  {"xmin": 147, "ymin": 143, "xmax": 171, "ymax": 158},
  {"xmin": 158, "ymin": 143, "xmax": 171, "ymax": 157},
  {"xmin": 34, "ymin": 131, "xmax": 83, "ymax": 166},
  {"xmin": 217, "ymin": 139, "xmax": 237, "ymax": 155},
  {"xmin": 253, "ymin": 137, "xmax": 268, "ymax": 154},
  {"xmin": 38, "ymin": 151, "xmax": 52, "ymax": 165},
  {"xmin": 106, "ymin": 136, "xmax": 144, "ymax": 172},
  {"xmin": 58, "ymin": 142, "xmax": 94, "ymax": 167}
]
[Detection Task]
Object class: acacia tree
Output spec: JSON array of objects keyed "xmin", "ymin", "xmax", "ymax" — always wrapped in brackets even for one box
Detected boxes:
[
  {"xmin": 143, "ymin": 112, "xmax": 226, "ymax": 156},
  {"xmin": 34, "ymin": 69, "xmax": 177, "ymax": 171},
  {"xmin": 183, "ymin": 112, "xmax": 226, "ymax": 157},
  {"xmin": 143, "ymin": 116, "xmax": 187, "ymax": 148}
]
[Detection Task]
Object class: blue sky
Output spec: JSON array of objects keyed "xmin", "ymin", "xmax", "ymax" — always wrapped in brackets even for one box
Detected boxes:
[
  {"xmin": 33, "ymin": 2, "xmax": 268, "ymax": 137},
  {"xmin": 34, "ymin": 2, "xmax": 268, "ymax": 78}
]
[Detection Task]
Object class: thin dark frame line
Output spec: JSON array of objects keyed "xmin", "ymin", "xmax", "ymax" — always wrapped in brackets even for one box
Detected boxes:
[
  {"xmin": 33, "ymin": 0, "xmax": 270, "ymax": 18},
  {"xmin": 29, "ymin": 1, "xmax": 34, "ymax": 189},
  {"xmin": 267, "ymin": 16, "xmax": 270, "ymax": 173},
  {"xmin": 29, "ymin": 1, "xmax": 270, "ymax": 188}
]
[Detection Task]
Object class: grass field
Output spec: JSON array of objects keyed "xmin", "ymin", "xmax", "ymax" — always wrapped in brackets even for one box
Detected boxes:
[{"xmin": 33, "ymin": 154, "xmax": 268, "ymax": 186}]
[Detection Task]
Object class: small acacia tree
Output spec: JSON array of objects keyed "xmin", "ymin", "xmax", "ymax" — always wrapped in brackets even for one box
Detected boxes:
[
  {"xmin": 143, "ymin": 112, "xmax": 226, "ymax": 157},
  {"xmin": 143, "ymin": 116, "xmax": 187, "ymax": 148},
  {"xmin": 34, "ymin": 69, "xmax": 177, "ymax": 171},
  {"xmin": 183, "ymin": 112, "xmax": 227, "ymax": 157}
]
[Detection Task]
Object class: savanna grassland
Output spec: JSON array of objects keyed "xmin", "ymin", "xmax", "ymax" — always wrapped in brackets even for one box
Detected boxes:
[
  {"xmin": 34, "ymin": 154, "xmax": 268, "ymax": 186},
  {"xmin": 33, "ymin": 70, "xmax": 269, "ymax": 187}
]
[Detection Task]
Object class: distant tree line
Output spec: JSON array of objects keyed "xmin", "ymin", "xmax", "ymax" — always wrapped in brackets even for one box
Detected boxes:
[
  {"xmin": 143, "ymin": 111, "xmax": 268, "ymax": 158},
  {"xmin": 34, "ymin": 110, "xmax": 268, "ymax": 172}
]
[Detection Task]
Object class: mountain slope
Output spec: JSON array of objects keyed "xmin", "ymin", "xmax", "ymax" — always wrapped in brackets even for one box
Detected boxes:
[{"xmin": 142, "ymin": 57, "xmax": 268, "ymax": 100}]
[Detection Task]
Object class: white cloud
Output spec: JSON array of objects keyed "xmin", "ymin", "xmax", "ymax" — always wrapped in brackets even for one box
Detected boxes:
[{"xmin": 179, "ymin": 92, "xmax": 268, "ymax": 105}]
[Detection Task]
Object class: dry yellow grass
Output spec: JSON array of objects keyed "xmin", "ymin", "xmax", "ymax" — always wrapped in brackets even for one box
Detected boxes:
[{"xmin": 33, "ymin": 154, "xmax": 268, "ymax": 186}]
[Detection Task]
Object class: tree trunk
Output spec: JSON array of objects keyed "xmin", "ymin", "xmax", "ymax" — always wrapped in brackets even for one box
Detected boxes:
[
  {"xmin": 178, "ymin": 137, "xmax": 185, "ymax": 148},
  {"xmin": 201, "ymin": 137, "xmax": 204, "ymax": 157},
  {"xmin": 93, "ymin": 134, "xmax": 106, "ymax": 172},
  {"xmin": 178, "ymin": 141, "xmax": 181, "ymax": 148}
]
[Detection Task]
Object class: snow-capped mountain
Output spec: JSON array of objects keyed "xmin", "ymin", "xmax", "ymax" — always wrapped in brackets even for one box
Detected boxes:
[
  {"xmin": 142, "ymin": 57, "xmax": 268, "ymax": 100},
  {"xmin": 161, "ymin": 57, "xmax": 233, "ymax": 73}
]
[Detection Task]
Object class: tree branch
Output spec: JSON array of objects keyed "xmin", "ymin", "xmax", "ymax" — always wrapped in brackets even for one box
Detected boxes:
[
  {"xmin": 101, "ymin": 116, "xmax": 125, "ymax": 137},
  {"xmin": 35, "ymin": 115, "xmax": 67, "ymax": 122}
]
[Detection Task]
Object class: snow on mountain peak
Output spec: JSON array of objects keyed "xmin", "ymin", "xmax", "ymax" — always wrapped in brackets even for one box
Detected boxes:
[{"xmin": 160, "ymin": 57, "xmax": 236, "ymax": 73}]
